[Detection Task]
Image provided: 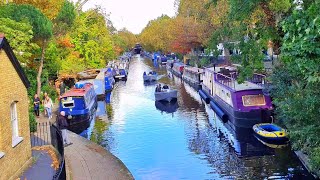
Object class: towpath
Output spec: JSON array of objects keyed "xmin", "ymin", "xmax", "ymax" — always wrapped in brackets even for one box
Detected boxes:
[{"xmin": 35, "ymin": 105, "xmax": 134, "ymax": 180}]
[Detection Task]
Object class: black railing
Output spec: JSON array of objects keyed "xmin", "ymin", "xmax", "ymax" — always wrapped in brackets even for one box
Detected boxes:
[
  {"xmin": 30, "ymin": 122, "xmax": 66, "ymax": 180},
  {"xmin": 51, "ymin": 124, "xmax": 66, "ymax": 180}
]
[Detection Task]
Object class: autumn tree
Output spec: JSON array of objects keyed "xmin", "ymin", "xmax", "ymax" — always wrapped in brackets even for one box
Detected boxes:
[{"xmin": 0, "ymin": 4, "xmax": 53, "ymax": 96}]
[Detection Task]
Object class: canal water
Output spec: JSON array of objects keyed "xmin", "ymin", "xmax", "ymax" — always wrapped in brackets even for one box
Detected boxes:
[{"xmin": 81, "ymin": 56, "xmax": 313, "ymax": 179}]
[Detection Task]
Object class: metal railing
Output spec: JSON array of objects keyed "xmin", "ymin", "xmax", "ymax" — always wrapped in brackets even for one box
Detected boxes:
[
  {"xmin": 215, "ymin": 72, "xmax": 269, "ymax": 90},
  {"xmin": 51, "ymin": 124, "xmax": 66, "ymax": 180},
  {"xmin": 30, "ymin": 122, "xmax": 66, "ymax": 180}
]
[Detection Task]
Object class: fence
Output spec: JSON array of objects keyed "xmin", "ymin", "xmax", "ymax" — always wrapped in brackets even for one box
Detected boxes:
[{"xmin": 30, "ymin": 122, "xmax": 66, "ymax": 180}]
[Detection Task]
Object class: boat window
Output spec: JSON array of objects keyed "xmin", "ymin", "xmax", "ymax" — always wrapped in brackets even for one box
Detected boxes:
[
  {"xmin": 242, "ymin": 94, "xmax": 266, "ymax": 106},
  {"xmin": 63, "ymin": 101, "xmax": 75, "ymax": 108}
]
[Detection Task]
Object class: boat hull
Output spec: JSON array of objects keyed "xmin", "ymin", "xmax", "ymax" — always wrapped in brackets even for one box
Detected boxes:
[
  {"xmin": 143, "ymin": 74, "xmax": 157, "ymax": 81},
  {"xmin": 155, "ymin": 90, "xmax": 178, "ymax": 102}
]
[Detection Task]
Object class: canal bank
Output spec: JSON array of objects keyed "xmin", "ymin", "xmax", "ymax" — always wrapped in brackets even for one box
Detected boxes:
[{"xmin": 64, "ymin": 131, "xmax": 134, "ymax": 180}]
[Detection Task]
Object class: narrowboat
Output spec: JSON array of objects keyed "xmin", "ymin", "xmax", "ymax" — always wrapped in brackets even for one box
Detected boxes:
[
  {"xmin": 59, "ymin": 82, "xmax": 98, "ymax": 133},
  {"xmin": 114, "ymin": 69, "xmax": 127, "ymax": 81},
  {"xmin": 169, "ymin": 62, "xmax": 185, "ymax": 78},
  {"xmin": 158, "ymin": 56, "xmax": 168, "ymax": 65},
  {"xmin": 200, "ymin": 65, "xmax": 273, "ymax": 128},
  {"xmin": 104, "ymin": 68, "xmax": 116, "ymax": 92},
  {"xmin": 182, "ymin": 66, "xmax": 204, "ymax": 90}
]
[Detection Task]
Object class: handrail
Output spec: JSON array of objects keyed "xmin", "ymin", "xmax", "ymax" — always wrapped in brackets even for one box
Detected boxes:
[
  {"xmin": 215, "ymin": 72, "xmax": 236, "ymax": 89},
  {"xmin": 51, "ymin": 123, "xmax": 66, "ymax": 180}
]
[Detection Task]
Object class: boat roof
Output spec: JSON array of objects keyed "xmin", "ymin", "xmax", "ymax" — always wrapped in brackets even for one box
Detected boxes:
[
  {"xmin": 60, "ymin": 83, "xmax": 93, "ymax": 98},
  {"xmin": 233, "ymin": 81, "xmax": 263, "ymax": 91},
  {"xmin": 184, "ymin": 66, "xmax": 204, "ymax": 73}
]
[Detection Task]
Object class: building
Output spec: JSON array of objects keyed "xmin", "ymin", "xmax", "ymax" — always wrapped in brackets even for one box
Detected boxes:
[{"xmin": 0, "ymin": 34, "xmax": 32, "ymax": 179}]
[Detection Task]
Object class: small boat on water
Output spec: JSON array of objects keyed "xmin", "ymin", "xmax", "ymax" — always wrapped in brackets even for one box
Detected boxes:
[
  {"xmin": 253, "ymin": 123, "xmax": 288, "ymax": 142},
  {"xmin": 59, "ymin": 82, "xmax": 97, "ymax": 133},
  {"xmin": 114, "ymin": 69, "xmax": 127, "ymax": 81},
  {"xmin": 155, "ymin": 84, "xmax": 178, "ymax": 102},
  {"xmin": 143, "ymin": 71, "xmax": 157, "ymax": 82}
]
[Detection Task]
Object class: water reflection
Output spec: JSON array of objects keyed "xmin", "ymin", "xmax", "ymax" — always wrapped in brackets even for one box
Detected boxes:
[
  {"xmin": 78, "ymin": 57, "xmax": 314, "ymax": 180},
  {"xmin": 155, "ymin": 100, "xmax": 179, "ymax": 114}
]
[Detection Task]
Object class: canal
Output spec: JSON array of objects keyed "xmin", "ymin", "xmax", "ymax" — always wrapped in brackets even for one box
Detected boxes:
[{"xmin": 81, "ymin": 56, "xmax": 313, "ymax": 179}]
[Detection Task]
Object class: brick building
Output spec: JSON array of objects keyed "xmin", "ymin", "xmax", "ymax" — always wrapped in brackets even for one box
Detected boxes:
[{"xmin": 0, "ymin": 35, "xmax": 32, "ymax": 179}]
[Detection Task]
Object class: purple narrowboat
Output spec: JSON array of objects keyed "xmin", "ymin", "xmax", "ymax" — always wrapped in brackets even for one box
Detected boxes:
[{"xmin": 199, "ymin": 65, "xmax": 273, "ymax": 128}]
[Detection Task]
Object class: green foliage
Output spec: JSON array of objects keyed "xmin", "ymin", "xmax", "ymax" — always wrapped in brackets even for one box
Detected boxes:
[
  {"xmin": 0, "ymin": 4, "xmax": 53, "ymax": 40},
  {"xmin": 0, "ymin": 17, "xmax": 38, "ymax": 64},
  {"xmin": 56, "ymin": 0, "xmax": 76, "ymax": 26},
  {"xmin": 29, "ymin": 107, "xmax": 37, "ymax": 132},
  {"xmin": 271, "ymin": 1, "xmax": 320, "ymax": 171}
]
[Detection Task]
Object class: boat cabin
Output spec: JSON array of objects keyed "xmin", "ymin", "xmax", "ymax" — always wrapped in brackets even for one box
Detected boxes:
[
  {"xmin": 202, "ymin": 65, "xmax": 272, "ymax": 112},
  {"xmin": 59, "ymin": 82, "xmax": 97, "ymax": 117}
]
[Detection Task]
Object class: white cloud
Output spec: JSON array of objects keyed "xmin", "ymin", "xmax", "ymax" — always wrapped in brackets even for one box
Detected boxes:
[{"xmin": 77, "ymin": 0, "xmax": 176, "ymax": 34}]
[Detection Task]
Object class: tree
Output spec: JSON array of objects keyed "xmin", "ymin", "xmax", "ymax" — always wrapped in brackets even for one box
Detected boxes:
[
  {"xmin": 0, "ymin": 4, "xmax": 53, "ymax": 96},
  {"xmin": 13, "ymin": 0, "xmax": 64, "ymax": 20},
  {"xmin": 271, "ymin": 1, "xmax": 320, "ymax": 170},
  {"xmin": 0, "ymin": 17, "xmax": 38, "ymax": 64}
]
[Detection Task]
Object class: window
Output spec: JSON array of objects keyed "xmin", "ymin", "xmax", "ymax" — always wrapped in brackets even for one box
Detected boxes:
[
  {"xmin": 11, "ymin": 102, "xmax": 23, "ymax": 147},
  {"xmin": 242, "ymin": 94, "xmax": 266, "ymax": 107}
]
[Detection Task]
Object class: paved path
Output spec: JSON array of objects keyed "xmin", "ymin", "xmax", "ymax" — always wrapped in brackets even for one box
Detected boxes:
[
  {"xmin": 20, "ymin": 150, "xmax": 55, "ymax": 180},
  {"xmin": 64, "ymin": 131, "xmax": 134, "ymax": 180}
]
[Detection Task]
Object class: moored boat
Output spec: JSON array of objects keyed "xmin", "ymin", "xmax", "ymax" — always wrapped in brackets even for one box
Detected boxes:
[
  {"xmin": 59, "ymin": 82, "xmax": 97, "ymax": 133},
  {"xmin": 253, "ymin": 123, "xmax": 288, "ymax": 142},
  {"xmin": 143, "ymin": 71, "xmax": 157, "ymax": 82},
  {"xmin": 168, "ymin": 62, "xmax": 185, "ymax": 78},
  {"xmin": 114, "ymin": 69, "xmax": 127, "ymax": 81},
  {"xmin": 154, "ymin": 84, "xmax": 178, "ymax": 102},
  {"xmin": 200, "ymin": 65, "xmax": 274, "ymax": 128},
  {"xmin": 182, "ymin": 66, "xmax": 204, "ymax": 90}
]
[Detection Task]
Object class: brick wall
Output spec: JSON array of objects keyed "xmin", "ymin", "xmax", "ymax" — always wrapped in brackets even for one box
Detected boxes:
[{"xmin": 0, "ymin": 49, "xmax": 32, "ymax": 180}]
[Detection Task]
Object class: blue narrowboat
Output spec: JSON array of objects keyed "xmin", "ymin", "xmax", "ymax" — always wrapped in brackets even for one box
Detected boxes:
[
  {"xmin": 105, "ymin": 68, "xmax": 116, "ymax": 92},
  {"xmin": 59, "ymin": 82, "xmax": 98, "ymax": 133}
]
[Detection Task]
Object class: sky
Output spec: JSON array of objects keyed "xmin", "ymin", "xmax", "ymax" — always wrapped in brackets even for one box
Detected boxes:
[{"xmin": 79, "ymin": 0, "xmax": 176, "ymax": 34}]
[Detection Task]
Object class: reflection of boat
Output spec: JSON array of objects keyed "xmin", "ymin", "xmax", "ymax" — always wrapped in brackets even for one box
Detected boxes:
[
  {"xmin": 155, "ymin": 101, "xmax": 178, "ymax": 113},
  {"xmin": 253, "ymin": 123, "xmax": 288, "ymax": 143},
  {"xmin": 211, "ymin": 110, "xmax": 275, "ymax": 157},
  {"xmin": 155, "ymin": 85, "xmax": 178, "ymax": 102},
  {"xmin": 96, "ymin": 101, "xmax": 106, "ymax": 117},
  {"xmin": 143, "ymin": 71, "xmax": 157, "ymax": 81},
  {"xmin": 255, "ymin": 135, "xmax": 289, "ymax": 149},
  {"xmin": 59, "ymin": 82, "xmax": 97, "ymax": 133}
]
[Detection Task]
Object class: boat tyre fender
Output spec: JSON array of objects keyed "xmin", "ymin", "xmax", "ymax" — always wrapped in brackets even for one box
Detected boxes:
[
  {"xmin": 210, "ymin": 101, "xmax": 228, "ymax": 123},
  {"xmin": 199, "ymin": 90, "xmax": 210, "ymax": 104}
]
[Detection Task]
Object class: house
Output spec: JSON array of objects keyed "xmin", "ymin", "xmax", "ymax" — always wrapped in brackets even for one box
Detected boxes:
[{"xmin": 0, "ymin": 34, "xmax": 32, "ymax": 179}]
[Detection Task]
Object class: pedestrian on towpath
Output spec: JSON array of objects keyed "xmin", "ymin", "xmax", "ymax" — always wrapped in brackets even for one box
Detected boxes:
[
  {"xmin": 33, "ymin": 94, "xmax": 40, "ymax": 118},
  {"xmin": 44, "ymin": 94, "xmax": 54, "ymax": 119},
  {"xmin": 57, "ymin": 111, "xmax": 72, "ymax": 147}
]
